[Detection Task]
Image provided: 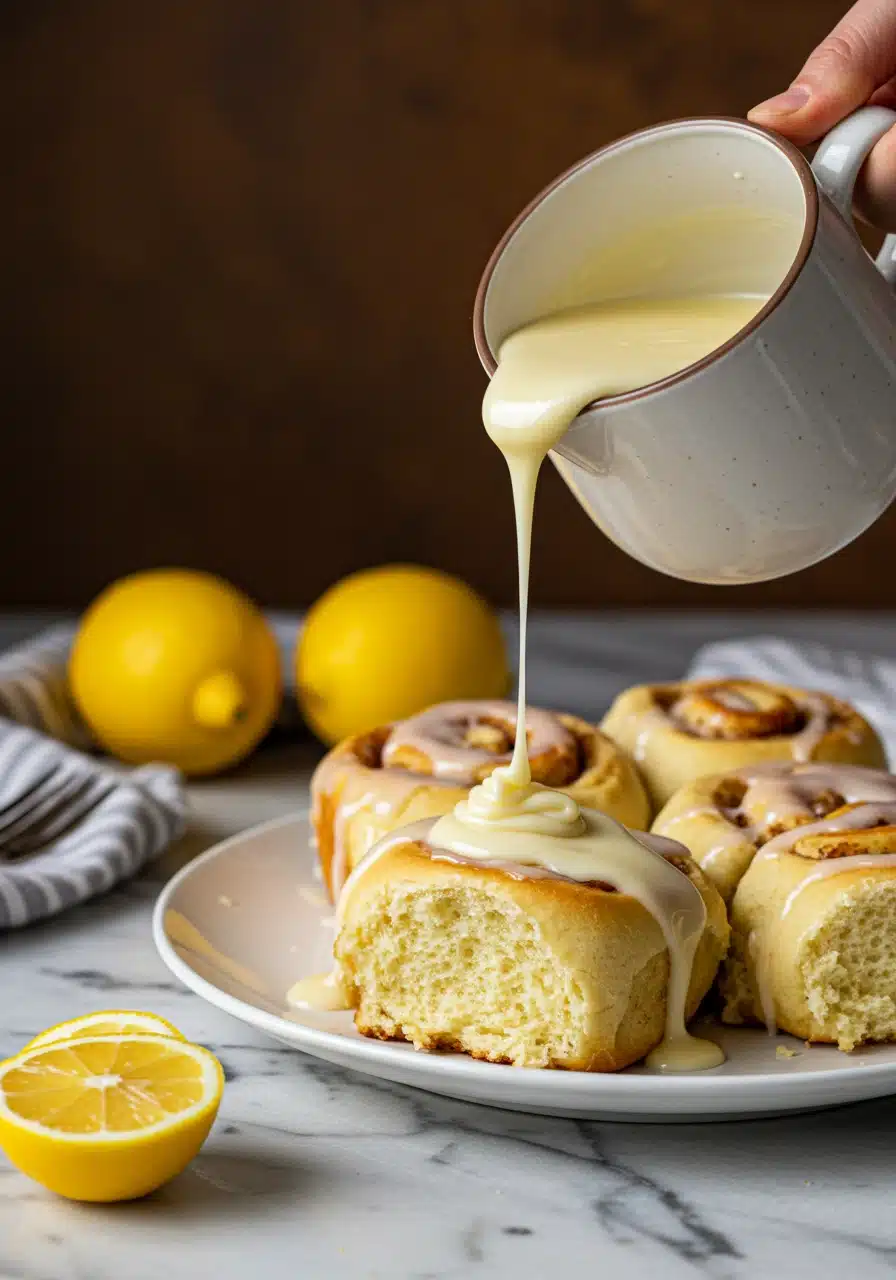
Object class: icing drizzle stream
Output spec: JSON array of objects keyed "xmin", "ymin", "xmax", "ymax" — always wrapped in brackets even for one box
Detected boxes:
[{"xmin": 295, "ymin": 298, "xmax": 768, "ymax": 1070}]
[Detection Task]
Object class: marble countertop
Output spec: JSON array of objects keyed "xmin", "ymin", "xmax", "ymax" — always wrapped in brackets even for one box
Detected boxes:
[
  {"xmin": 4, "ymin": 612, "xmax": 896, "ymax": 1279},
  {"xmin": 2, "ymin": 742, "xmax": 895, "ymax": 1280}
]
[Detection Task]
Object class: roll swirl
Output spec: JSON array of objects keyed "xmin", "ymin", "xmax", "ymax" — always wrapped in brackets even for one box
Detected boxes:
[
  {"xmin": 602, "ymin": 679, "xmax": 885, "ymax": 810},
  {"xmin": 312, "ymin": 699, "xmax": 649, "ymax": 898},
  {"xmin": 653, "ymin": 761, "xmax": 896, "ymax": 901}
]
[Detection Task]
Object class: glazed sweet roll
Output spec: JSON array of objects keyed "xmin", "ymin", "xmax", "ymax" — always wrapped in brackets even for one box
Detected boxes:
[
  {"xmin": 312, "ymin": 700, "xmax": 650, "ymax": 897},
  {"xmin": 329, "ymin": 820, "xmax": 728, "ymax": 1071},
  {"xmin": 602, "ymin": 679, "xmax": 885, "ymax": 810},
  {"xmin": 653, "ymin": 762, "xmax": 896, "ymax": 901},
  {"xmin": 721, "ymin": 801, "xmax": 896, "ymax": 1050}
]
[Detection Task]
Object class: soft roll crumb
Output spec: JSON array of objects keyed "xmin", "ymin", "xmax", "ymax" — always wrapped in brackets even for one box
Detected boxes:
[
  {"xmin": 334, "ymin": 839, "xmax": 729, "ymax": 1072},
  {"xmin": 801, "ymin": 881, "xmax": 896, "ymax": 1051},
  {"xmin": 721, "ymin": 856, "xmax": 896, "ymax": 1051},
  {"xmin": 343, "ymin": 884, "xmax": 586, "ymax": 1068}
]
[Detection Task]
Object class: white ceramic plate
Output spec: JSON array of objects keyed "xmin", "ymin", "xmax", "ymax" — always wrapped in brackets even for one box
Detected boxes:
[{"xmin": 153, "ymin": 811, "xmax": 896, "ymax": 1122}]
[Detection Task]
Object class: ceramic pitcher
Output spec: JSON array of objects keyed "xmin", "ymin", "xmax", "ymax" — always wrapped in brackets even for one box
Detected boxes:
[{"xmin": 475, "ymin": 108, "xmax": 896, "ymax": 584}]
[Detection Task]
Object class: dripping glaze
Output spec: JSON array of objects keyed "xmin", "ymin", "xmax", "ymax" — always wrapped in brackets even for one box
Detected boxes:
[
  {"xmin": 296, "ymin": 295, "xmax": 766, "ymax": 1072},
  {"xmin": 685, "ymin": 763, "xmax": 896, "ymax": 845}
]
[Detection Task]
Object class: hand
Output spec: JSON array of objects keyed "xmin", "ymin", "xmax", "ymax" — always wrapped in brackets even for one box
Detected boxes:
[{"xmin": 749, "ymin": 0, "xmax": 896, "ymax": 228}]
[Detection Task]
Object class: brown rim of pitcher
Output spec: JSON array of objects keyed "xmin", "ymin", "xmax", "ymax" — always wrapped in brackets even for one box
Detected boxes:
[{"xmin": 472, "ymin": 116, "xmax": 819, "ymax": 411}]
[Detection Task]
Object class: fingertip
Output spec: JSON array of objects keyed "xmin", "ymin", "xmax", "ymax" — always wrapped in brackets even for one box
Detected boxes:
[
  {"xmin": 746, "ymin": 112, "xmax": 822, "ymax": 148},
  {"xmin": 749, "ymin": 86, "xmax": 811, "ymax": 122},
  {"xmin": 748, "ymin": 87, "xmax": 828, "ymax": 146},
  {"xmin": 748, "ymin": 88, "xmax": 863, "ymax": 147}
]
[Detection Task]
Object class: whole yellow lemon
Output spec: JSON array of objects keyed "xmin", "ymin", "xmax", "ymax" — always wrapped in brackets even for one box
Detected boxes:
[
  {"xmin": 297, "ymin": 565, "xmax": 509, "ymax": 745},
  {"xmin": 70, "ymin": 569, "xmax": 281, "ymax": 776}
]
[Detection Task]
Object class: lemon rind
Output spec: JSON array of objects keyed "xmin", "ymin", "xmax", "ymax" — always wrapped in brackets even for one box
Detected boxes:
[{"xmin": 26, "ymin": 1011, "xmax": 184, "ymax": 1049}]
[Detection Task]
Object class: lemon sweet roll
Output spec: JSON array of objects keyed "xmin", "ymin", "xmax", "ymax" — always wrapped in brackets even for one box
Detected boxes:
[
  {"xmin": 602, "ymin": 678, "xmax": 885, "ymax": 810},
  {"xmin": 721, "ymin": 797, "xmax": 896, "ymax": 1050},
  {"xmin": 311, "ymin": 699, "xmax": 650, "ymax": 899},
  {"xmin": 297, "ymin": 740, "xmax": 728, "ymax": 1074},
  {"xmin": 653, "ymin": 761, "xmax": 896, "ymax": 902}
]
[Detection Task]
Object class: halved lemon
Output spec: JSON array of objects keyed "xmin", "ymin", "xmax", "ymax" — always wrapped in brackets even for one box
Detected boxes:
[
  {"xmin": 0, "ymin": 1034, "xmax": 223, "ymax": 1201},
  {"xmin": 27, "ymin": 1010, "xmax": 184, "ymax": 1049}
]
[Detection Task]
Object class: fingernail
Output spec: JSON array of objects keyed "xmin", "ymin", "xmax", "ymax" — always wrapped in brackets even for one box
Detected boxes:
[{"xmin": 750, "ymin": 84, "xmax": 811, "ymax": 118}]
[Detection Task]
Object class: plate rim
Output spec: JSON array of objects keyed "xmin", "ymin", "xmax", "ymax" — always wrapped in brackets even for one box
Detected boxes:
[{"xmin": 152, "ymin": 811, "xmax": 896, "ymax": 1105}]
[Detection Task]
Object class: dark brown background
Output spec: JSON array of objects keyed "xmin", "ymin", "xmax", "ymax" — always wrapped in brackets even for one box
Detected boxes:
[{"xmin": 1, "ymin": 0, "xmax": 888, "ymax": 611}]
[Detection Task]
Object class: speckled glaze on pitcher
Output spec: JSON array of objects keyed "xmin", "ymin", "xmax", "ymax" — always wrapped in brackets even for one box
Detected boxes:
[{"xmin": 475, "ymin": 109, "xmax": 896, "ymax": 584}]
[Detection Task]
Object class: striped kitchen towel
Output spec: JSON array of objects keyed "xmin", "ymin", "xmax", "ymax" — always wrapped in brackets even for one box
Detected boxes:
[
  {"xmin": 0, "ymin": 719, "xmax": 186, "ymax": 929},
  {"xmin": 0, "ymin": 624, "xmax": 89, "ymax": 749},
  {"xmin": 0, "ymin": 616, "xmax": 316, "ymax": 927},
  {"xmin": 0, "ymin": 627, "xmax": 188, "ymax": 929},
  {"xmin": 0, "ymin": 617, "xmax": 302, "ymax": 927}
]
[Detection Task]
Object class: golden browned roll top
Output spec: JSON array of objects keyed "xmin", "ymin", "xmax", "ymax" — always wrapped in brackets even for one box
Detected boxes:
[
  {"xmin": 602, "ymin": 678, "xmax": 886, "ymax": 809},
  {"xmin": 782, "ymin": 802, "xmax": 896, "ymax": 860},
  {"xmin": 380, "ymin": 700, "xmax": 583, "ymax": 786},
  {"xmin": 653, "ymin": 761, "xmax": 896, "ymax": 901},
  {"xmin": 312, "ymin": 699, "xmax": 650, "ymax": 899},
  {"xmin": 670, "ymin": 680, "xmax": 815, "ymax": 741}
]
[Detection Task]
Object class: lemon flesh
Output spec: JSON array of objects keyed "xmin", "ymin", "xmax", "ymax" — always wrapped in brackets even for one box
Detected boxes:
[{"xmin": 0, "ymin": 1034, "xmax": 223, "ymax": 1201}]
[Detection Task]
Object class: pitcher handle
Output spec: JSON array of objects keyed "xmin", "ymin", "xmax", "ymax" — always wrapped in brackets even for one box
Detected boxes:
[{"xmin": 811, "ymin": 105, "xmax": 896, "ymax": 285}]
